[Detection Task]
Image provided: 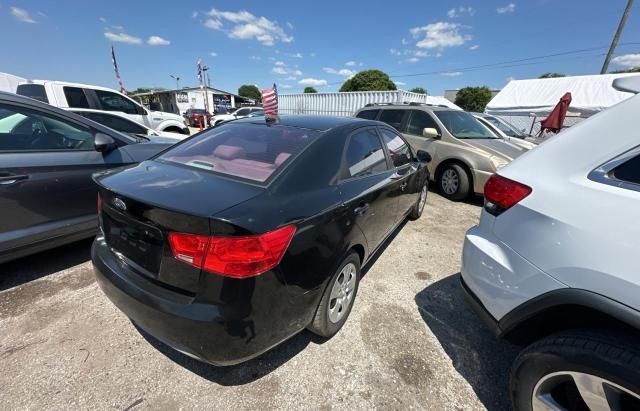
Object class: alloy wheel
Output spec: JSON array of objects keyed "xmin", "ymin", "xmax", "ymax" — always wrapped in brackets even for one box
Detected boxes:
[
  {"xmin": 441, "ymin": 169, "xmax": 459, "ymax": 195},
  {"xmin": 532, "ymin": 371, "xmax": 640, "ymax": 411},
  {"xmin": 418, "ymin": 185, "xmax": 427, "ymax": 213},
  {"xmin": 328, "ymin": 263, "xmax": 357, "ymax": 323}
]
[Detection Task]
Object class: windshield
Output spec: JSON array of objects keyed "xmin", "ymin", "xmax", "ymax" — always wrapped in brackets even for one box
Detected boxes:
[
  {"xmin": 434, "ymin": 111, "xmax": 498, "ymax": 139},
  {"xmin": 159, "ymin": 123, "xmax": 320, "ymax": 183},
  {"xmin": 484, "ymin": 116, "xmax": 525, "ymax": 138}
]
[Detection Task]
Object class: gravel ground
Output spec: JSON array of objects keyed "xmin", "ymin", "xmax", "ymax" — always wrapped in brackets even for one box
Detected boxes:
[{"xmin": 0, "ymin": 192, "xmax": 520, "ymax": 410}]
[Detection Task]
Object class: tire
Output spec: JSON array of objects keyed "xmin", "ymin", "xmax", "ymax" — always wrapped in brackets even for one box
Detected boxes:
[
  {"xmin": 307, "ymin": 252, "xmax": 361, "ymax": 338},
  {"xmin": 438, "ymin": 164, "xmax": 471, "ymax": 201},
  {"xmin": 511, "ymin": 329, "xmax": 640, "ymax": 411},
  {"xmin": 409, "ymin": 181, "xmax": 428, "ymax": 220}
]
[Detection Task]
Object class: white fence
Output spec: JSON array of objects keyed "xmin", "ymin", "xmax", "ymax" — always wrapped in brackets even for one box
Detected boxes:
[{"xmin": 278, "ymin": 90, "xmax": 430, "ymax": 117}]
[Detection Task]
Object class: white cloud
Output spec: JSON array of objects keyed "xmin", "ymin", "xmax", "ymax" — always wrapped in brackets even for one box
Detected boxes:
[
  {"xmin": 612, "ymin": 53, "xmax": 640, "ymax": 68},
  {"xmin": 497, "ymin": 3, "xmax": 516, "ymax": 13},
  {"xmin": 323, "ymin": 67, "xmax": 357, "ymax": 77},
  {"xmin": 11, "ymin": 7, "xmax": 37, "ymax": 23},
  {"xmin": 147, "ymin": 35, "xmax": 170, "ymax": 46},
  {"xmin": 415, "ymin": 50, "xmax": 428, "ymax": 57},
  {"xmin": 345, "ymin": 61, "xmax": 357, "ymax": 67},
  {"xmin": 104, "ymin": 31, "xmax": 143, "ymax": 45},
  {"xmin": 203, "ymin": 8, "xmax": 293, "ymax": 46},
  {"xmin": 286, "ymin": 21, "xmax": 294, "ymax": 30},
  {"xmin": 299, "ymin": 78, "xmax": 327, "ymax": 87},
  {"xmin": 111, "ymin": 25, "xmax": 124, "ymax": 30},
  {"xmin": 401, "ymin": 38, "xmax": 409, "ymax": 45},
  {"xmin": 441, "ymin": 71, "xmax": 463, "ymax": 77},
  {"xmin": 394, "ymin": 81, "xmax": 407, "ymax": 86},
  {"xmin": 284, "ymin": 52, "xmax": 303, "ymax": 58},
  {"xmin": 274, "ymin": 61, "xmax": 286, "ymax": 66},
  {"xmin": 280, "ymin": 84, "xmax": 293, "ymax": 89},
  {"xmin": 99, "ymin": 17, "xmax": 107, "ymax": 23},
  {"xmin": 411, "ymin": 22, "xmax": 471, "ymax": 50},
  {"xmin": 448, "ymin": 6, "xmax": 475, "ymax": 18},
  {"xmin": 272, "ymin": 61, "xmax": 301, "ymax": 76},
  {"xmin": 405, "ymin": 57, "xmax": 420, "ymax": 64},
  {"xmin": 469, "ymin": 44, "xmax": 480, "ymax": 50},
  {"xmin": 310, "ymin": 52, "xmax": 316, "ymax": 57},
  {"xmin": 192, "ymin": 11, "xmax": 198, "ymax": 18},
  {"xmin": 209, "ymin": 52, "xmax": 218, "ymax": 57}
]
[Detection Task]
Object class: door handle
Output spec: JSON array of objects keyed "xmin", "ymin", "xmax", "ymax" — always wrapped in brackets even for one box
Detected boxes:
[
  {"xmin": 400, "ymin": 182, "xmax": 408, "ymax": 191},
  {"xmin": 354, "ymin": 204, "xmax": 369, "ymax": 216},
  {"xmin": 0, "ymin": 174, "xmax": 28, "ymax": 185}
]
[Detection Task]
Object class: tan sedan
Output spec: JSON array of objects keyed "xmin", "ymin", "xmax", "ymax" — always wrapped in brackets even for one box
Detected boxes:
[{"xmin": 355, "ymin": 104, "xmax": 530, "ymax": 200}]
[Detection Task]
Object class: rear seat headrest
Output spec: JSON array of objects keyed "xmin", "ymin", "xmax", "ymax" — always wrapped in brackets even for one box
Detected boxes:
[
  {"xmin": 275, "ymin": 153, "xmax": 291, "ymax": 167},
  {"xmin": 214, "ymin": 145, "xmax": 246, "ymax": 160}
]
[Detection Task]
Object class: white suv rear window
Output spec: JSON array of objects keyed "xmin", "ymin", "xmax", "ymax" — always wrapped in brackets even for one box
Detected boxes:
[{"xmin": 160, "ymin": 123, "xmax": 319, "ymax": 183}]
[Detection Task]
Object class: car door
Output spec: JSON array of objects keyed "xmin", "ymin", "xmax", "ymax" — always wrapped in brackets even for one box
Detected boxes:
[
  {"xmin": 404, "ymin": 109, "xmax": 442, "ymax": 176},
  {"xmin": 90, "ymin": 88, "xmax": 151, "ymax": 128},
  {"xmin": 337, "ymin": 127, "xmax": 396, "ymax": 251},
  {"xmin": 379, "ymin": 127, "xmax": 420, "ymax": 219},
  {"xmin": 0, "ymin": 101, "xmax": 135, "ymax": 256}
]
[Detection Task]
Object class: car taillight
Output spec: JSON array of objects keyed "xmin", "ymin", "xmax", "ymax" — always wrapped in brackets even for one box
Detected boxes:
[
  {"xmin": 168, "ymin": 225, "xmax": 296, "ymax": 278},
  {"xmin": 484, "ymin": 174, "xmax": 531, "ymax": 216}
]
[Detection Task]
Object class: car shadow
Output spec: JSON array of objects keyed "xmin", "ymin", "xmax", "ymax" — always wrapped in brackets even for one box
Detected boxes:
[
  {"xmin": 0, "ymin": 238, "xmax": 93, "ymax": 291},
  {"xmin": 427, "ymin": 185, "xmax": 485, "ymax": 207},
  {"xmin": 135, "ymin": 323, "xmax": 326, "ymax": 386},
  {"xmin": 134, "ymin": 219, "xmax": 410, "ymax": 386},
  {"xmin": 415, "ymin": 274, "xmax": 520, "ymax": 411}
]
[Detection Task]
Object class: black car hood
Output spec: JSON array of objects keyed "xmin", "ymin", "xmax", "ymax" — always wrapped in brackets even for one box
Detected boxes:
[
  {"xmin": 120, "ymin": 142, "xmax": 173, "ymax": 163},
  {"xmin": 463, "ymin": 138, "xmax": 528, "ymax": 160},
  {"xmin": 94, "ymin": 160, "xmax": 264, "ymax": 218}
]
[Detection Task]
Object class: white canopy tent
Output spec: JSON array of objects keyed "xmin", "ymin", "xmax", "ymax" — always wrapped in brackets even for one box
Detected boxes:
[
  {"xmin": 485, "ymin": 73, "xmax": 638, "ymax": 134},
  {"xmin": 0, "ymin": 72, "xmax": 26, "ymax": 93}
]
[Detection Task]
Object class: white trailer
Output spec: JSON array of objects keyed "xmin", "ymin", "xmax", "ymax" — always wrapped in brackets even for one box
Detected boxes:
[{"xmin": 278, "ymin": 90, "xmax": 460, "ymax": 117}]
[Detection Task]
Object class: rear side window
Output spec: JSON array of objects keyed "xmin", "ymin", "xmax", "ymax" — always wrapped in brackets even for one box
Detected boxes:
[
  {"xmin": 160, "ymin": 123, "xmax": 320, "ymax": 183},
  {"xmin": 378, "ymin": 110, "xmax": 407, "ymax": 131},
  {"xmin": 63, "ymin": 87, "xmax": 90, "ymax": 108},
  {"xmin": 344, "ymin": 128, "xmax": 388, "ymax": 178},
  {"xmin": 612, "ymin": 155, "xmax": 640, "ymax": 185},
  {"xmin": 356, "ymin": 109, "xmax": 379, "ymax": 120},
  {"xmin": 16, "ymin": 84, "xmax": 49, "ymax": 103},
  {"xmin": 380, "ymin": 128, "xmax": 412, "ymax": 168},
  {"xmin": 406, "ymin": 110, "xmax": 440, "ymax": 136}
]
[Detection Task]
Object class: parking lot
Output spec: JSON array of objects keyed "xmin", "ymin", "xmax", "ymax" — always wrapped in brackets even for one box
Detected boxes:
[{"xmin": 0, "ymin": 192, "xmax": 522, "ymax": 410}]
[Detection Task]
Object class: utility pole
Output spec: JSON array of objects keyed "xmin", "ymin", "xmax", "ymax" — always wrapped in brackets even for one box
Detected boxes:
[
  {"xmin": 169, "ymin": 74, "xmax": 180, "ymax": 89},
  {"xmin": 601, "ymin": 0, "xmax": 635, "ymax": 74}
]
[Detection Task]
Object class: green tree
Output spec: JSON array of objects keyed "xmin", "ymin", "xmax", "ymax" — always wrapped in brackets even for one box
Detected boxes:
[
  {"xmin": 454, "ymin": 86, "xmax": 493, "ymax": 112},
  {"xmin": 538, "ymin": 72, "xmax": 566, "ymax": 78},
  {"xmin": 612, "ymin": 67, "xmax": 640, "ymax": 73},
  {"xmin": 339, "ymin": 70, "xmax": 397, "ymax": 92},
  {"xmin": 410, "ymin": 87, "xmax": 427, "ymax": 94},
  {"xmin": 238, "ymin": 84, "xmax": 262, "ymax": 102},
  {"xmin": 303, "ymin": 87, "xmax": 318, "ymax": 93}
]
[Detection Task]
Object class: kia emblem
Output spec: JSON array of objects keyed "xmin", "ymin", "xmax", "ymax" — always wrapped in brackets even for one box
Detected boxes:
[{"xmin": 113, "ymin": 198, "xmax": 127, "ymax": 211}]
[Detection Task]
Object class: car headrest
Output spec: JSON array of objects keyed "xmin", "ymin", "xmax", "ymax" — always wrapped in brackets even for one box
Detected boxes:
[
  {"xmin": 214, "ymin": 145, "xmax": 245, "ymax": 160},
  {"xmin": 274, "ymin": 153, "xmax": 291, "ymax": 167}
]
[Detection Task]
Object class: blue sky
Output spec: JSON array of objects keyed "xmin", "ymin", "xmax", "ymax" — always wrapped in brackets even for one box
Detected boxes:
[{"xmin": 2, "ymin": 0, "xmax": 640, "ymax": 96}]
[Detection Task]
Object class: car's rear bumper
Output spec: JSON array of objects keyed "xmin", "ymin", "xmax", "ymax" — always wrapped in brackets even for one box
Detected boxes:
[
  {"xmin": 461, "ymin": 224, "xmax": 566, "ymax": 322},
  {"xmin": 91, "ymin": 236, "xmax": 302, "ymax": 366}
]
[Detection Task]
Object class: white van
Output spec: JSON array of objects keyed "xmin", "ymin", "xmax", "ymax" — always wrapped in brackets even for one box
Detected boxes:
[{"xmin": 16, "ymin": 80, "xmax": 189, "ymax": 135}]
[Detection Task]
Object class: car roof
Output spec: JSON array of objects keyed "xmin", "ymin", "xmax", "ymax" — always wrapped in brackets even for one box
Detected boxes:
[
  {"xmin": 18, "ymin": 79, "xmax": 123, "ymax": 94},
  {"xmin": 233, "ymin": 115, "xmax": 377, "ymax": 131},
  {"xmin": 358, "ymin": 104, "xmax": 457, "ymax": 113}
]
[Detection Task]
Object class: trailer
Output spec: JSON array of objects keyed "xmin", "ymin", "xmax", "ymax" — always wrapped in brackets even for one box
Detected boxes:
[{"xmin": 278, "ymin": 90, "xmax": 460, "ymax": 117}]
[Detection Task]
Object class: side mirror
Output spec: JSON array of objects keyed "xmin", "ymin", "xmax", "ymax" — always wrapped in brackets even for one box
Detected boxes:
[
  {"xmin": 423, "ymin": 127, "xmax": 440, "ymax": 139},
  {"xmin": 416, "ymin": 150, "xmax": 432, "ymax": 163},
  {"xmin": 94, "ymin": 133, "xmax": 116, "ymax": 152}
]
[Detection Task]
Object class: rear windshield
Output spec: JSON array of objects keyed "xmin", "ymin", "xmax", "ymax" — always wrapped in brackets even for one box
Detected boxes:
[
  {"xmin": 16, "ymin": 84, "xmax": 49, "ymax": 103},
  {"xmin": 159, "ymin": 123, "xmax": 320, "ymax": 183}
]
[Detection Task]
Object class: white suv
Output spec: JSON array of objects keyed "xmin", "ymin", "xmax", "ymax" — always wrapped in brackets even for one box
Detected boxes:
[
  {"xmin": 16, "ymin": 80, "xmax": 189, "ymax": 135},
  {"xmin": 461, "ymin": 76, "xmax": 640, "ymax": 409}
]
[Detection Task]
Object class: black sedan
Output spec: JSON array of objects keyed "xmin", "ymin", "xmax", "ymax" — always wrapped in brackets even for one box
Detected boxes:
[
  {"xmin": 92, "ymin": 115, "xmax": 431, "ymax": 365},
  {"xmin": 0, "ymin": 91, "xmax": 174, "ymax": 263}
]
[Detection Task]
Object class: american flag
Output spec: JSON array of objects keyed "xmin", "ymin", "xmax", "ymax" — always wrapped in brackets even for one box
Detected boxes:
[
  {"xmin": 261, "ymin": 83, "xmax": 278, "ymax": 116},
  {"xmin": 111, "ymin": 45, "xmax": 127, "ymax": 95}
]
